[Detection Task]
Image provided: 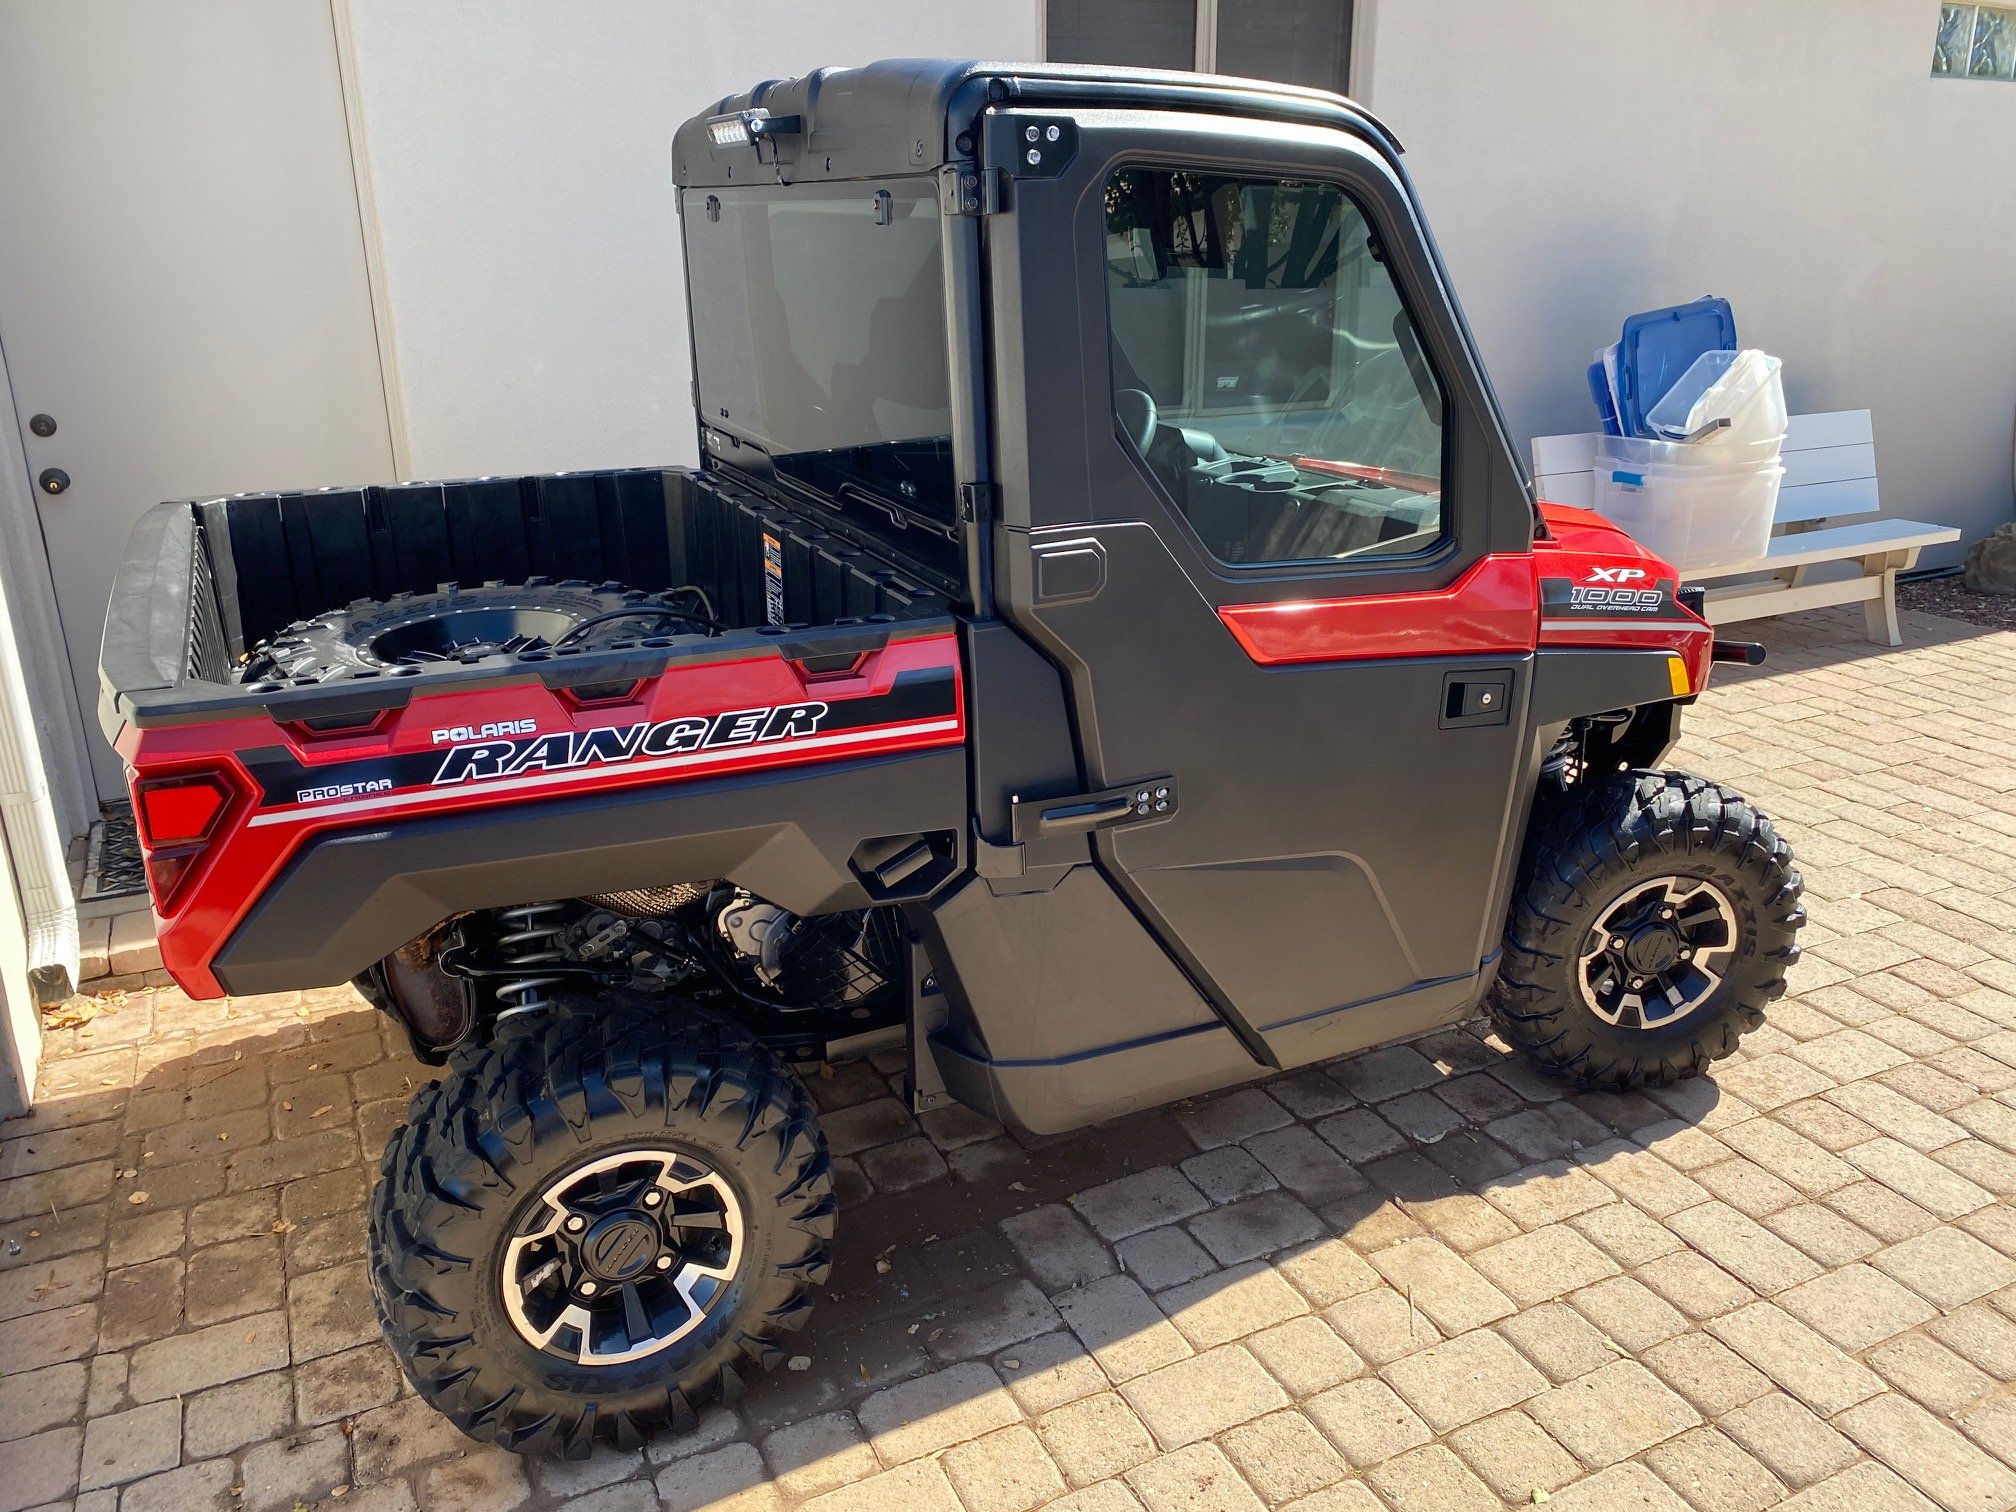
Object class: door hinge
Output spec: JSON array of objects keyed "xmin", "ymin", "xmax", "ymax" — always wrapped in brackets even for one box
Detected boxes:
[
  {"xmin": 958, "ymin": 481, "xmax": 997, "ymax": 523},
  {"xmin": 939, "ymin": 164, "xmax": 1007, "ymax": 217},
  {"xmin": 982, "ymin": 114, "xmax": 1079, "ymax": 180}
]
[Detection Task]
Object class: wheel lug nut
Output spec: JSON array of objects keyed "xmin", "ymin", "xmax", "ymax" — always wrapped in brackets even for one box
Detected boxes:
[
  {"xmin": 565, "ymin": 1216, "xmax": 586, "ymax": 1233},
  {"xmin": 644, "ymin": 1191, "xmax": 663, "ymax": 1207},
  {"xmin": 1611, "ymin": 937, "xmax": 1627, "ymax": 950},
  {"xmin": 1629, "ymin": 977, "xmax": 1645, "ymax": 989},
  {"xmin": 580, "ymin": 1280, "xmax": 597, "ymax": 1295},
  {"xmin": 656, "ymin": 1255, "xmax": 673, "ymax": 1270}
]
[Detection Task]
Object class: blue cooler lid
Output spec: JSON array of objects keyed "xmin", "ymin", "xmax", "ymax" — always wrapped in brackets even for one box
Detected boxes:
[{"xmin": 1615, "ymin": 296, "xmax": 1737, "ymax": 438}]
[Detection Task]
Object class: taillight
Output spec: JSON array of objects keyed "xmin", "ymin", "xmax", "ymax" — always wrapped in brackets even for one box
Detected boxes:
[
  {"xmin": 137, "ymin": 778, "xmax": 228, "ymax": 846},
  {"xmin": 143, "ymin": 851, "xmax": 197, "ymax": 909},
  {"xmin": 134, "ymin": 773, "xmax": 234, "ymax": 911}
]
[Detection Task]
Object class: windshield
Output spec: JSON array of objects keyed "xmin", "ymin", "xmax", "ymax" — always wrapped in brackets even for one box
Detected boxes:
[{"xmin": 682, "ymin": 179, "xmax": 957, "ymax": 574}]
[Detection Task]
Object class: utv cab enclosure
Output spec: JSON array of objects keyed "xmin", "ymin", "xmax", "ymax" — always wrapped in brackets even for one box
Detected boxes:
[{"xmin": 100, "ymin": 60, "xmax": 1802, "ymax": 1456}]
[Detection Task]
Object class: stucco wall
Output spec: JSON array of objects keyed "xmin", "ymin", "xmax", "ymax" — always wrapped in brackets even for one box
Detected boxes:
[
  {"xmin": 1356, "ymin": 0, "xmax": 2016, "ymax": 563},
  {"xmin": 341, "ymin": 2, "xmax": 1041, "ymax": 481}
]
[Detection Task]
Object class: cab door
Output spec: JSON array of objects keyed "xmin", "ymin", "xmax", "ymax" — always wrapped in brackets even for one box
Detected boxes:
[{"xmin": 984, "ymin": 105, "xmax": 1541, "ymax": 1068}]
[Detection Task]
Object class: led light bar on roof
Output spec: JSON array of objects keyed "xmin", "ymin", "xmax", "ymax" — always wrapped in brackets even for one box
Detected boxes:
[{"xmin": 704, "ymin": 109, "xmax": 802, "ymax": 148}]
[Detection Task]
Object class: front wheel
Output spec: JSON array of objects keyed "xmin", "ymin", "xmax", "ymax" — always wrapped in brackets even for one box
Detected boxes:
[
  {"xmin": 1487, "ymin": 770, "xmax": 1804, "ymax": 1090},
  {"xmin": 368, "ymin": 1006, "xmax": 834, "ymax": 1456}
]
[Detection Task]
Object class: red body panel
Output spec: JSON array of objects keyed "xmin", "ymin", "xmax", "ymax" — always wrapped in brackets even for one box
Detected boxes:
[
  {"xmin": 1217, "ymin": 503, "xmax": 1712, "ymax": 692},
  {"xmin": 1217, "ymin": 553, "xmax": 1539, "ymax": 664},
  {"xmin": 1532, "ymin": 502, "xmax": 1714, "ymax": 693},
  {"xmin": 117, "ymin": 633, "xmax": 966, "ymax": 998}
]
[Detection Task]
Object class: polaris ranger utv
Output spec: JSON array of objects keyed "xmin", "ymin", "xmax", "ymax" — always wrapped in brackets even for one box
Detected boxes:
[{"xmin": 98, "ymin": 60, "xmax": 1802, "ymax": 1456}]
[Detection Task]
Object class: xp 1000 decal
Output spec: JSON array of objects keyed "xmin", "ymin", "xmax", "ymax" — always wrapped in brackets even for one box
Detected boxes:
[
  {"xmin": 237, "ymin": 664, "xmax": 960, "ymax": 824},
  {"xmin": 1540, "ymin": 572, "xmax": 1696, "ymax": 630}
]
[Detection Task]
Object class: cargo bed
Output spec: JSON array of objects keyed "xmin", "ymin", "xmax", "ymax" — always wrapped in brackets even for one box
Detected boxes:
[
  {"xmin": 99, "ymin": 465, "xmax": 969, "ymax": 999},
  {"xmin": 100, "ymin": 465, "xmax": 954, "ymax": 736}
]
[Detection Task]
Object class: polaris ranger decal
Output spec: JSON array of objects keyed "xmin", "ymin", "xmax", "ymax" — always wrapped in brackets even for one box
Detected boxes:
[
  {"xmin": 432, "ymin": 701, "xmax": 830, "ymax": 784},
  {"xmin": 431, "ymin": 719, "xmax": 539, "ymax": 745},
  {"xmin": 236, "ymin": 662, "xmax": 961, "ymax": 823}
]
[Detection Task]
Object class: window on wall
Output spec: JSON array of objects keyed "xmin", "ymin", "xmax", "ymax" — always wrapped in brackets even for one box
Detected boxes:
[
  {"xmin": 1103, "ymin": 167, "xmax": 1445, "ymax": 568},
  {"xmin": 1048, "ymin": 0, "xmax": 1198, "ymax": 72},
  {"xmin": 1046, "ymin": 0, "xmax": 1353, "ymax": 95},
  {"xmin": 1934, "ymin": 5, "xmax": 2016, "ymax": 79}
]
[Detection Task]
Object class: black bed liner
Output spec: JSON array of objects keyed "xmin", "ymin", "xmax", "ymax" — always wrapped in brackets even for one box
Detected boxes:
[{"xmin": 99, "ymin": 466, "xmax": 953, "ymax": 734}]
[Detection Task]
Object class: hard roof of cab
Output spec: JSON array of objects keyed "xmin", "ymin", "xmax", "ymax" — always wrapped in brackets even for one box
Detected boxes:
[{"xmin": 671, "ymin": 58, "xmax": 1398, "ymax": 189}]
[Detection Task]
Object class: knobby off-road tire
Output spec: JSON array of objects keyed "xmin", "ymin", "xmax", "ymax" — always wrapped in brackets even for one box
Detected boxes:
[
  {"xmin": 368, "ymin": 1007, "xmax": 834, "ymax": 1456},
  {"xmin": 1487, "ymin": 770, "xmax": 1804, "ymax": 1090},
  {"xmin": 246, "ymin": 579, "xmax": 656, "ymax": 681}
]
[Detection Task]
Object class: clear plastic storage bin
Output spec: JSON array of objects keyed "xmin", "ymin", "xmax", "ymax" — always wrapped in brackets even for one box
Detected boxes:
[
  {"xmin": 1592, "ymin": 442, "xmax": 1782, "ymax": 571},
  {"xmin": 1645, "ymin": 349, "xmax": 1787, "ymax": 462}
]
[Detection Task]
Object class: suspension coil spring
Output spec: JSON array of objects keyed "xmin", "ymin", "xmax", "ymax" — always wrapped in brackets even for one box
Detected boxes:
[{"xmin": 492, "ymin": 901, "xmax": 571, "ymax": 1023}]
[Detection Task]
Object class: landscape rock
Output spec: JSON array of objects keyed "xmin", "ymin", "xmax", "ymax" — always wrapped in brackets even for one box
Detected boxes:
[{"xmin": 1962, "ymin": 520, "xmax": 2016, "ymax": 593}]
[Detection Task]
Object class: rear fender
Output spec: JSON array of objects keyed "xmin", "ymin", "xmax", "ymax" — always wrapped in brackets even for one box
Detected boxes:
[
  {"xmin": 121, "ymin": 632, "xmax": 966, "ymax": 996},
  {"xmin": 215, "ymin": 748, "xmax": 966, "ymax": 997}
]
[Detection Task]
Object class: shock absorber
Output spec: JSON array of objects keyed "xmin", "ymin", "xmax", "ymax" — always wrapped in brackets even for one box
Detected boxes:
[{"xmin": 491, "ymin": 901, "xmax": 572, "ymax": 1023}]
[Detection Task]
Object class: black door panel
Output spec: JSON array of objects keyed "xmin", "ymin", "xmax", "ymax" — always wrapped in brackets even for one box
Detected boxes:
[
  {"xmin": 984, "ymin": 105, "xmax": 1538, "ymax": 1078},
  {"xmin": 1019, "ymin": 519, "xmax": 1531, "ymax": 1061}
]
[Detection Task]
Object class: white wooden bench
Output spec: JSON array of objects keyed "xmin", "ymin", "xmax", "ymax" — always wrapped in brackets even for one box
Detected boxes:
[{"xmin": 1531, "ymin": 410, "xmax": 1960, "ymax": 645}]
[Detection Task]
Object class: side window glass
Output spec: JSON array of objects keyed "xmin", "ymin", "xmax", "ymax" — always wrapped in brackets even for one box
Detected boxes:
[{"xmin": 1105, "ymin": 168, "xmax": 1446, "ymax": 567}]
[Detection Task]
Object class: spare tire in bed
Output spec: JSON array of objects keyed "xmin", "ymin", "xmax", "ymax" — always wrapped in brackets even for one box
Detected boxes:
[{"xmin": 243, "ymin": 579, "xmax": 716, "ymax": 681}]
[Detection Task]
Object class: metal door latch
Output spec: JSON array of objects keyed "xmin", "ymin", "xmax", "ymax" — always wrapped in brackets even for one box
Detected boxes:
[
  {"xmin": 1011, "ymin": 776, "xmax": 1177, "ymax": 843},
  {"xmin": 1440, "ymin": 671, "xmax": 1512, "ymax": 729}
]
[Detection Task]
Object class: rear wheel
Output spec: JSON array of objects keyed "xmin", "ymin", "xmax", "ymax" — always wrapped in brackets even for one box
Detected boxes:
[
  {"xmin": 368, "ymin": 1005, "xmax": 833, "ymax": 1456},
  {"xmin": 1487, "ymin": 770, "xmax": 1804, "ymax": 1089}
]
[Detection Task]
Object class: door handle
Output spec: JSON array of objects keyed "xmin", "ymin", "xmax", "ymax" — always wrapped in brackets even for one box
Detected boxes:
[
  {"xmin": 1031, "ymin": 795, "xmax": 1134, "ymax": 837},
  {"xmin": 1440, "ymin": 672, "xmax": 1512, "ymax": 729},
  {"xmin": 38, "ymin": 468, "xmax": 70, "ymax": 496},
  {"xmin": 1012, "ymin": 776, "xmax": 1178, "ymax": 842}
]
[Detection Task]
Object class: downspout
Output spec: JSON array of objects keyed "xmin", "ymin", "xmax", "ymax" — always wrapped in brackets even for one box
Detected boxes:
[{"xmin": 0, "ymin": 563, "xmax": 80, "ymax": 1005}]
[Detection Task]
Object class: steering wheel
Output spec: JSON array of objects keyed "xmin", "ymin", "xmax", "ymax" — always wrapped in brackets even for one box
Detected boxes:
[{"xmin": 1115, "ymin": 388, "xmax": 1158, "ymax": 455}]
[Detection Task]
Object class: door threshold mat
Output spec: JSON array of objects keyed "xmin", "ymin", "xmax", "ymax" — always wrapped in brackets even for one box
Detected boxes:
[{"xmin": 81, "ymin": 806, "xmax": 147, "ymax": 902}]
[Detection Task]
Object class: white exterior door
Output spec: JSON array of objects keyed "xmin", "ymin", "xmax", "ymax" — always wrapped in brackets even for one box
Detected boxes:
[{"xmin": 0, "ymin": 0, "xmax": 395, "ymax": 800}]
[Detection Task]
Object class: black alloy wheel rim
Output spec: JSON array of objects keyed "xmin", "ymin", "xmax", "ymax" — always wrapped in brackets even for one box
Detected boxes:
[
  {"xmin": 1576, "ymin": 875, "xmax": 1740, "ymax": 1030},
  {"xmin": 366, "ymin": 607, "xmax": 584, "ymax": 666},
  {"xmin": 500, "ymin": 1147, "xmax": 744, "ymax": 1366}
]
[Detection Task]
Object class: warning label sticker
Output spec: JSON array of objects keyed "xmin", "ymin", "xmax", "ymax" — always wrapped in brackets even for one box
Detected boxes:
[{"xmin": 762, "ymin": 531, "xmax": 785, "ymax": 626}]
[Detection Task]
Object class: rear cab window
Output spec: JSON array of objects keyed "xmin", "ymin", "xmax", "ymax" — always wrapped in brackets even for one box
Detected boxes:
[{"xmin": 682, "ymin": 179, "xmax": 959, "ymax": 584}]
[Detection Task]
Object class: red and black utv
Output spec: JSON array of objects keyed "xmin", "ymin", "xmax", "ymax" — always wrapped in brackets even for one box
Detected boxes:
[{"xmin": 99, "ymin": 60, "xmax": 1801, "ymax": 1455}]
